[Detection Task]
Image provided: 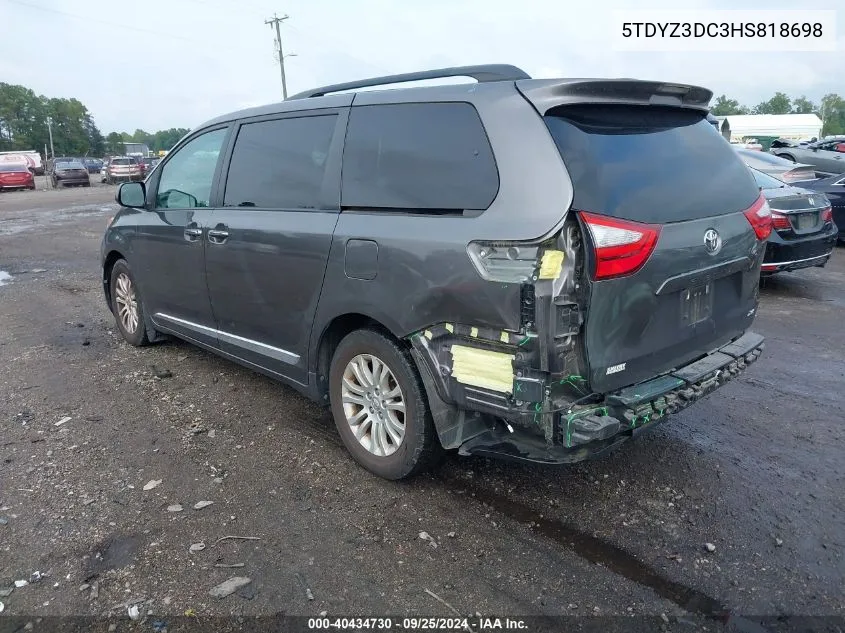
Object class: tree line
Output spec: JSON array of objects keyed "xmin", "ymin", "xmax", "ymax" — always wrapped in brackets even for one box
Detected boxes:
[
  {"xmin": 0, "ymin": 82, "xmax": 189, "ymax": 157},
  {"xmin": 711, "ymin": 92, "xmax": 845, "ymax": 136},
  {"xmin": 4, "ymin": 81, "xmax": 844, "ymax": 158}
]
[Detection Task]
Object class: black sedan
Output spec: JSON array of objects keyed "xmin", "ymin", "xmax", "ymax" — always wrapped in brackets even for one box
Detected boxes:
[
  {"xmin": 751, "ymin": 168, "xmax": 837, "ymax": 274},
  {"xmin": 51, "ymin": 160, "xmax": 91, "ymax": 188},
  {"xmin": 793, "ymin": 173, "xmax": 845, "ymax": 243}
]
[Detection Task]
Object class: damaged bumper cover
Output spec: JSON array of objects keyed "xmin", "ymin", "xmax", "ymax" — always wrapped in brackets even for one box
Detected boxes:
[{"xmin": 412, "ymin": 330, "xmax": 764, "ymax": 465}]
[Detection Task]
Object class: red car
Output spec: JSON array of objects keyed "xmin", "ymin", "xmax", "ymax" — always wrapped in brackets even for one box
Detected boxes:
[{"xmin": 0, "ymin": 163, "xmax": 36, "ymax": 191}]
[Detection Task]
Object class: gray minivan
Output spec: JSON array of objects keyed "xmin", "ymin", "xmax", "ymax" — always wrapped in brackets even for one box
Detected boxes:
[{"xmin": 102, "ymin": 65, "xmax": 769, "ymax": 479}]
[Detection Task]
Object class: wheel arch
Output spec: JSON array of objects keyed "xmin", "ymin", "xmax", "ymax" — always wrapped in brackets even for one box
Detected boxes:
[
  {"xmin": 312, "ymin": 312, "xmax": 405, "ymax": 403},
  {"xmin": 102, "ymin": 249, "xmax": 126, "ymax": 310}
]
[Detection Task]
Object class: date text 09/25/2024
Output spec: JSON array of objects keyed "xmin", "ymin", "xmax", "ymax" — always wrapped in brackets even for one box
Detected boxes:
[{"xmin": 308, "ymin": 617, "xmax": 528, "ymax": 630}]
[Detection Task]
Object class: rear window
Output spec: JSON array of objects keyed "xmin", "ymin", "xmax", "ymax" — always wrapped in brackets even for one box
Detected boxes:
[
  {"xmin": 112, "ymin": 158, "xmax": 131, "ymax": 165},
  {"xmin": 341, "ymin": 102, "xmax": 498, "ymax": 211},
  {"xmin": 544, "ymin": 105, "xmax": 759, "ymax": 224},
  {"xmin": 750, "ymin": 169, "xmax": 786, "ymax": 189},
  {"xmin": 737, "ymin": 149, "xmax": 795, "ymax": 169},
  {"xmin": 0, "ymin": 164, "xmax": 27, "ymax": 172}
]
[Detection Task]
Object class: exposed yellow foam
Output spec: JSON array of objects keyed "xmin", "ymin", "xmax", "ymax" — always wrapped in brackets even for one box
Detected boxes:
[
  {"xmin": 450, "ymin": 345, "xmax": 515, "ymax": 393},
  {"xmin": 538, "ymin": 250, "xmax": 564, "ymax": 280}
]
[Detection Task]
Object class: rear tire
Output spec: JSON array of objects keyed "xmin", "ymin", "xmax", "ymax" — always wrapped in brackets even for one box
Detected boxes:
[
  {"xmin": 329, "ymin": 329, "xmax": 443, "ymax": 480},
  {"xmin": 109, "ymin": 260, "xmax": 150, "ymax": 347}
]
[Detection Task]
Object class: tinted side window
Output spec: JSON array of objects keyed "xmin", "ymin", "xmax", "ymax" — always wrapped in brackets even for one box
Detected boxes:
[
  {"xmin": 223, "ymin": 115, "xmax": 337, "ymax": 209},
  {"xmin": 155, "ymin": 128, "xmax": 227, "ymax": 209},
  {"xmin": 341, "ymin": 103, "xmax": 498, "ymax": 211}
]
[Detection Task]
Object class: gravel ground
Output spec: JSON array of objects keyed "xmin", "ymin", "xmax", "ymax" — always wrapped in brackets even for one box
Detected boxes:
[{"xmin": 0, "ymin": 183, "xmax": 843, "ymax": 630}]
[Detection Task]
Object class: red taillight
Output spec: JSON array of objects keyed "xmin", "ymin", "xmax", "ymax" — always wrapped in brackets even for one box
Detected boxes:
[
  {"xmin": 579, "ymin": 211, "xmax": 661, "ymax": 280},
  {"xmin": 743, "ymin": 194, "xmax": 772, "ymax": 241},
  {"xmin": 821, "ymin": 206, "xmax": 833, "ymax": 223},
  {"xmin": 770, "ymin": 211, "xmax": 791, "ymax": 231}
]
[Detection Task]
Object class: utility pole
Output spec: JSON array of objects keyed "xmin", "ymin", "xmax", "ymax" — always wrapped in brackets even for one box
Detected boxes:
[
  {"xmin": 46, "ymin": 118, "xmax": 55, "ymax": 159},
  {"xmin": 265, "ymin": 13, "xmax": 289, "ymax": 99}
]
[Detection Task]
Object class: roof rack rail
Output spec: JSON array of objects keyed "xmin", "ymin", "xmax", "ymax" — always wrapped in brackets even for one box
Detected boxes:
[{"xmin": 287, "ymin": 64, "xmax": 531, "ymax": 100}]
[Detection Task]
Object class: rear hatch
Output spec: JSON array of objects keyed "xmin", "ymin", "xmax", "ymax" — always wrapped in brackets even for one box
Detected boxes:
[{"xmin": 536, "ymin": 98, "xmax": 766, "ymax": 393}]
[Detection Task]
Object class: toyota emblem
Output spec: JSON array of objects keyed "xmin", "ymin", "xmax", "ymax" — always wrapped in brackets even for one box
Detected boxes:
[{"xmin": 704, "ymin": 229, "xmax": 722, "ymax": 255}]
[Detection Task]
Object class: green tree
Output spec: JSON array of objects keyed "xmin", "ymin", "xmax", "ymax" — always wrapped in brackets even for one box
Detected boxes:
[
  {"xmin": 0, "ymin": 83, "xmax": 49, "ymax": 152},
  {"xmin": 791, "ymin": 96, "xmax": 817, "ymax": 114},
  {"xmin": 84, "ymin": 116, "xmax": 105, "ymax": 156},
  {"xmin": 752, "ymin": 92, "xmax": 792, "ymax": 115},
  {"xmin": 45, "ymin": 97, "xmax": 92, "ymax": 156},
  {"xmin": 105, "ymin": 132, "xmax": 124, "ymax": 155},
  {"xmin": 150, "ymin": 127, "xmax": 189, "ymax": 152},
  {"xmin": 819, "ymin": 93, "xmax": 845, "ymax": 136},
  {"xmin": 710, "ymin": 95, "xmax": 749, "ymax": 116}
]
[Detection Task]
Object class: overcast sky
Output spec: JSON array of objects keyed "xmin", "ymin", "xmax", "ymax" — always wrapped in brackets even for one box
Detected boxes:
[{"xmin": 1, "ymin": 0, "xmax": 842, "ymax": 133}]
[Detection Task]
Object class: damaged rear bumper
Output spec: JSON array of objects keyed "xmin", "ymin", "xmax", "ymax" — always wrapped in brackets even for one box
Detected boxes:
[{"xmin": 413, "ymin": 331, "xmax": 764, "ymax": 466}]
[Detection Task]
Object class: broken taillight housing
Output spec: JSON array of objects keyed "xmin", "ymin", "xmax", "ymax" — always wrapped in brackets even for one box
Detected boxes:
[
  {"xmin": 467, "ymin": 242, "xmax": 540, "ymax": 283},
  {"xmin": 770, "ymin": 211, "xmax": 791, "ymax": 231},
  {"xmin": 579, "ymin": 211, "xmax": 661, "ymax": 280},
  {"xmin": 742, "ymin": 194, "xmax": 773, "ymax": 241}
]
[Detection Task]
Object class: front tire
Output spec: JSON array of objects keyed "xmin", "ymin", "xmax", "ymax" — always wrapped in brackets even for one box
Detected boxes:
[
  {"xmin": 109, "ymin": 260, "xmax": 150, "ymax": 347},
  {"xmin": 329, "ymin": 329, "xmax": 443, "ymax": 480}
]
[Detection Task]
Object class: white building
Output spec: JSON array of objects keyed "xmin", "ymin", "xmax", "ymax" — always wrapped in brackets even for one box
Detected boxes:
[
  {"xmin": 122, "ymin": 142, "xmax": 150, "ymax": 157},
  {"xmin": 715, "ymin": 114, "xmax": 823, "ymax": 142}
]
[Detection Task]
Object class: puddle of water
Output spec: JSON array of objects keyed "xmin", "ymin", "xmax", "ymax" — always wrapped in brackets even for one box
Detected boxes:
[{"xmin": 0, "ymin": 271, "xmax": 11, "ymax": 286}]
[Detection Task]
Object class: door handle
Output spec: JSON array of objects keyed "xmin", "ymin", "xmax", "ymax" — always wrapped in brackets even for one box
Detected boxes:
[
  {"xmin": 207, "ymin": 224, "xmax": 229, "ymax": 244},
  {"xmin": 184, "ymin": 225, "xmax": 202, "ymax": 241}
]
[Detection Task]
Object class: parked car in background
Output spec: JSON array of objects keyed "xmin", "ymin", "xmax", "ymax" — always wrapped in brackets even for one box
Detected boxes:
[
  {"xmin": 102, "ymin": 64, "xmax": 768, "ymax": 479},
  {"xmin": 751, "ymin": 168, "xmax": 836, "ymax": 274},
  {"xmin": 51, "ymin": 160, "xmax": 91, "ymax": 187},
  {"xmin": 794, "ymin": 173, "xmax": 845, "ymax": 242},
  {"xmin": 82, "ymin": 157, "xmax": 104, "ymax": 174},
  {"xmin": 104, "ymin": 156, "xmax": 143, "ymax": 184},
  {"xmin": 735, "ymin": 147, "xmax": 817, "ymax": 183},
  {"xmin": 0, "ymin": 150, "xmax": 43, "ymax": 174},
  {"xmin": 770, "ymin": 138, "xmax": 816, "ymax": 149},
  {"xmin": 771, "ymin": 138, "xmax": 845, "ymax": 176},
  {"xmin": 0, "ymin": 152, "xmax": 37, "ymax": 174},
  {"xmin": 0, "ymin": 163, "xmax": 36, "ymax": 190},
  {"xmin": 734, "ymin": 139, "xmax": 763, "ymax": 151}
]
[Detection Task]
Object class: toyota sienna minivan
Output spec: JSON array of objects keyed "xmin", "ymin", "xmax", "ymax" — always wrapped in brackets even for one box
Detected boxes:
[{"xmin": 102, "ymin": 65, "xmax": 769, "ymax": 479}]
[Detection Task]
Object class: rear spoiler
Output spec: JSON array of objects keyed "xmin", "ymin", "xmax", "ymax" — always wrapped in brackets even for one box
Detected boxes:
[{"xmin": 515, "ymin": 79, "xmax": 713, "ymax": 115}]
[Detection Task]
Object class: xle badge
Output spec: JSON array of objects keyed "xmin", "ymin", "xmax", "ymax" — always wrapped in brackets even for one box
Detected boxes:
[{"xmin": 606, "ymin": 363, "xmax": 626, "ymax": 375}]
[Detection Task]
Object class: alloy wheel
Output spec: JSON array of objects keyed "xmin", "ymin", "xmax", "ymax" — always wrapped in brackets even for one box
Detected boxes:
[
  {"xmin": 114, "ymin": 272, "xmax": 139, "ymax": 333},
  {"xmin": 341, "ymin": 354, "xmax": 406, "ymax": 456}
]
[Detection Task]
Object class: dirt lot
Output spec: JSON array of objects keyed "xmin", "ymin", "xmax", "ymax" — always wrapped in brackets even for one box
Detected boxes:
[{"xmin": 0, "ymin": 182, "xmax": 843, "ymax": 629}]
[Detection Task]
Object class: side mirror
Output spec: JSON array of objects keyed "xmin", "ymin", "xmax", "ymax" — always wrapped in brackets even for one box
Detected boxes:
[{"xmin": 116, "ymin": 181, "xmax": 146, "ymax": 208}]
